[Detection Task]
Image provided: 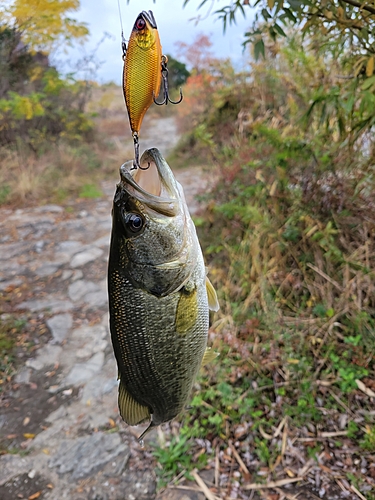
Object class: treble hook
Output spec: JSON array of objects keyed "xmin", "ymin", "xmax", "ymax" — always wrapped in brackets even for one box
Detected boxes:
[
  {"xmin": 131, "ymin": 132, "xmax": 150, "ymax": 171},
  {"xmin": 154, "ymin": 55, "xmax": 183, "ymax": 106}
]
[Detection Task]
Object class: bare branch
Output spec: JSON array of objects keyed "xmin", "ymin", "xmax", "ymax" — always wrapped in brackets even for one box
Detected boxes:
[{"xmin": 341, "ymin": 0, "xmax": 375, "ymax": 15}]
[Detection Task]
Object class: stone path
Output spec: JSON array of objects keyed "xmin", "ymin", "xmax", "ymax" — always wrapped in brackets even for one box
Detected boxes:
[{"xmin": 0, "ymin": 117, "xmax": 213, "ymax": 500}]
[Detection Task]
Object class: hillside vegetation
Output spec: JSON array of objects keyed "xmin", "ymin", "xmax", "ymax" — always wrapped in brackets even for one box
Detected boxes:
[
  {"xmin": 153, "ymin": 32, "xmax": 375, "ymax": 499},
  {"xmin": 1, "ymin": 0, "xmax": 375, "ymax": 497}
]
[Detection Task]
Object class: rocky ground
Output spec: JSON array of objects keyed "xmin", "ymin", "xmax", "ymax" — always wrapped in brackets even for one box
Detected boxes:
[
  {"xmin": 1, "ymin": 115, "xmax": 361, "ymax": 500},
  {"xmin": 0, "ymin": 117, "xmax": 214, "ymax": 500}
]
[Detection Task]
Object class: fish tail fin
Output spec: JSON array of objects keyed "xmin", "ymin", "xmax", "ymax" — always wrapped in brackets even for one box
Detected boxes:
[{"xmin": 118, "ymin": 376, "xmax": 150, "ymax": 426}]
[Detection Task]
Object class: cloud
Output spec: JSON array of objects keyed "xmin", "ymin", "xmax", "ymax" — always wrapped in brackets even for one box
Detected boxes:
[{"xmin": 61, "ymin": 0, "xmax": 252, "ymax": 83}]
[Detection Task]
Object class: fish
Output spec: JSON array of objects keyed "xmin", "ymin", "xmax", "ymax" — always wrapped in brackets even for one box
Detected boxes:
[
  {"xmin": 123, "ymin": 11, "xmax": 162, "ymax": 140},
  {"xmin": 107, "ymin": 148, "xmax": 219, "ymax": 442}
]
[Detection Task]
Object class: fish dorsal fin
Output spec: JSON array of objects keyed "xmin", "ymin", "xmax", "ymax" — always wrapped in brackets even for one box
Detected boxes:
[
  {"xmin": 118, "ymin": 378, "xmax": 151, "ymax": 426},
  {"xmin": 206, "ymin": 276, "xmax": 220, "ymax": 312},
  {"xmin": 201, "ymin": 347, "xmax": 219, "ymax": 367}
]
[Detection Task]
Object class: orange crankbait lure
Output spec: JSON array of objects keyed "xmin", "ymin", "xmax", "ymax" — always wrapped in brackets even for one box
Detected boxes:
[{"xmin": 122, "ymin": 11, "xmax": 183, "ymax": 169}]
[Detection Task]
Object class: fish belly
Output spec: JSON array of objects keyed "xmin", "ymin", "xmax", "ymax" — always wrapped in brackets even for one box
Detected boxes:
[{"xmin": 108, "ymin": 266, "xmax": 208, "ymax": 425}]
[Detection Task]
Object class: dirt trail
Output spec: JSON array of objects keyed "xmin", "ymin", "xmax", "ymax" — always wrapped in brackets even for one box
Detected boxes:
[{"xmin": 0, "ymin": 117, "xmax": 214, "ymax": 500}]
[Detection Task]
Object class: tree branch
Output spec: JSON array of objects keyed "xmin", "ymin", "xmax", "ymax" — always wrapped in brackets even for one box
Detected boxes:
[{"xmin": 340, "ymin": 0, "xmax": 375, "ymax": 15}]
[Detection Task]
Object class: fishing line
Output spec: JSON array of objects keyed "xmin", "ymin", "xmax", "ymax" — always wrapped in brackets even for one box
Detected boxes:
[
  {"xmin": 117, "ymin": 0, "xmax": 126, "ymax": 57},
  {"xmin": 117, "ymin": 0, "xmax": 124, "ymax": 34}
]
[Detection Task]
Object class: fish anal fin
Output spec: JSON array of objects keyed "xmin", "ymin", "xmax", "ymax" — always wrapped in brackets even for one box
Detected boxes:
[
  {"xmin": 201, "ymin": 347, "xmax": 219, "ymax": 367},
  {"xmin": 206, "ymin": 276, "xmax": 220, "ymax": 312},
  {"xmin": 118, "ymin": 378, "xmax": 150, "ymax": 426}
]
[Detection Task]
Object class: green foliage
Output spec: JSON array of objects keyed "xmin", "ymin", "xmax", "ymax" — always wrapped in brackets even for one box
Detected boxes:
[
  {"xmin": 329, "ymin": 353, "xmax": 368, "ymax": 393},
  {"xmin": 183, "ymin": 0, "xmax": 375, "ymax": 71},
  {"xmin": 78, "ymin": 183, "xmax": 103, "ymax": 198},
  {"xmin": 0, "ymin": 317, "xmax": 25, "ymax": 353},
  {"xmin": 152, "ymin": 26, "xmax": 375, "ymax": 493},
  {"xmin": 0, "ymin": 184, "xmax": 10, "ymax": 204},
  {"xmin": 175, "ymin": 0, "xmax": 375, "ymax": 157},
  {"xmin": 152, "ymin": 435, "xmax": 197, "ymax": 488},
  {"xmin": 0, "ymin": 21, "xmax": 93, "ymax": 150},
  {"xmin": 164, "ymin": 54, "xmax": 190, "ymax": 89},
  {"xmin": 360, "ymin": 426, "xmax": 375, "ymax": 452},
  {"xmin": 0, "ymin": 316, "xmax": 26, "ymax": 389},
  {"xmin": 0, "ymin": 0, "xmax": 88, "ymax": 52}
]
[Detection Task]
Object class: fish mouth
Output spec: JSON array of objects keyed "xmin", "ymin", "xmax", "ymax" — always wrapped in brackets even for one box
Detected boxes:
[
  {"xmin": 141, "ymin": 11, "xmax": 157, "ymax": 29},
  {"xmin": 119, "ymin": 148, "xmax": 181, "ymax": 217}
]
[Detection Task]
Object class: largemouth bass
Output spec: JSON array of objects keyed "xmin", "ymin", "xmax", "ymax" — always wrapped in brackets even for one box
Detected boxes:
[
  {"xmin": 123, "ymin": 11, "xmax": 162, "ymax": 138},
  {"xmin": 107, "ymin": 148, "xmax": 219, "ymax": 441}
]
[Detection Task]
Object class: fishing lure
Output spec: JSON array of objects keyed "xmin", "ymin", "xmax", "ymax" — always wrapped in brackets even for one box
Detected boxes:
[{"xmin": 121, "ymin": 10, "xmax": 183, "ymax": 169}]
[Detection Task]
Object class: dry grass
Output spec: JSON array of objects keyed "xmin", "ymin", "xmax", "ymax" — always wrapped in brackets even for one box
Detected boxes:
[
  {"xmin": 0, "ymin": 144, "xmax": 102, "ymax": 205},
  {"xmin": 0, "ymin": 84, "xmax": 133, "ymax": 206},
  {"xmin": 151, "ymin": 159, "xmax": 375, "ymax": 498},
  {"xmin": 0, "ymin": 80, "xmax": 184, "ymax": 207},
  {"xmin": 149, "ymin": 47, "xmax": 375, "ymax": 497}
]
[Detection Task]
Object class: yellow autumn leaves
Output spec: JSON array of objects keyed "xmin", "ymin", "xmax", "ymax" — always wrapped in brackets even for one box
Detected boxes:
[{"xmin": 0, "ymin": 0, "xmax": 88, "ymax": 52}]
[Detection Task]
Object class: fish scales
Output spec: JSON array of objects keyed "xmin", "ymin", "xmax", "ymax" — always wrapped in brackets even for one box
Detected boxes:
[
  {"xmin": 108, "ymin": 148, "xmax": 219, "ymax": 439},
  {"xmin": 109, "ymin": 270, "xmax": 208, "ymax": 423}
]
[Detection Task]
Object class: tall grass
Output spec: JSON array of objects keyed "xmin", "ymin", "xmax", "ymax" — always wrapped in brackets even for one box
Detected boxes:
[
  {"xmin": 152, "ymin": 34, "xmax": 375, "ymax": 498},
  {"xmin": 0, "ymin": 84, "xmax": 136, "ymax": 206}
]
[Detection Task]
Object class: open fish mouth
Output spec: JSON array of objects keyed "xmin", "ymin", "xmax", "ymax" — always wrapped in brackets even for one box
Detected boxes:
[{"xmin": 119, "ymin": 148, "xmax": 181, "ymax": 217}]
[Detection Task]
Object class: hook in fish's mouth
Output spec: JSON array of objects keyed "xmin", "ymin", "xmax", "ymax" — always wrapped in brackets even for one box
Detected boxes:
[{"xmin": 119, "ymin": 149, "xmax": 180, "ymax": 217}]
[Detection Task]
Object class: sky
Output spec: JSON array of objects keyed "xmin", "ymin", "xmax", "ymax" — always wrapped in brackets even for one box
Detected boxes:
[{"xmin": 60, "ymin": 0, "xmax": 254, "ymax": 84}]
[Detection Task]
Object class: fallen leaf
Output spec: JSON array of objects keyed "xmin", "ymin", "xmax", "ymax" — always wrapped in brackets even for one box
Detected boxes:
[
  {"xmin": 23, "ymin": 433, "xmax": 36, "ymax": 439},
  {"xmin": 356, "ymin": 379, "xmax": 375, "ymax": 398},
  {"xmin": 267, "ymin": 495, "xmax": 279, "ymax": 500},
  {"xmin": 23, "ymin": 417, "xmax": 30, "ymax": 426},
  {"xmin": 285, "ymin": 469, "xmax": 295, "ymax": 477},
  {"xmin": 28, "ymin": 492, "xmax": 41, "ymax": 500},
  {"xmin": 287, "ymin": 358, "xmax": 299, "ymax": 364},
  {"xmin": 269, "ymin": 180, "xmax": 278, "ymax": 196}
]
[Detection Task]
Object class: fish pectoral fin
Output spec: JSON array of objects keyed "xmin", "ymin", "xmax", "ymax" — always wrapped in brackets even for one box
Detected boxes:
[
  {"xmin": 176, "ymin": 287, "xmax": 198, "ymax": 335},
  {"xmin": 206, "ymin": 276, "xmax": 220, "ymax": 312},
  {"xmin": 201, "ymin": 347, "xmax": 219, "ymax": 367},
  {"xmin": 118, "ymin": 378, "xmax": 151, "ymax": 426}
]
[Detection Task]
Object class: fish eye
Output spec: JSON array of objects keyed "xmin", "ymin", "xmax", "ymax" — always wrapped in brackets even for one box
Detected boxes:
[
  {"xmin": 125, "ymin": 213, "xmax": 144, "ymax": 233},
  {"xmin": 135, "ymin": 17, "xmax": 146, "ymax": 30}
]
